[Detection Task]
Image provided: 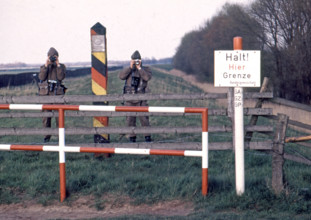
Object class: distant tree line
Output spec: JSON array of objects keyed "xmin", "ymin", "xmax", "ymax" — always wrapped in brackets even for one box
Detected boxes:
[
  {"xmin": 0, "ymin": 62, "xmax": 28, "ymax": 68},
  {"xmin": 173, "ymin": 0, "xmax": 311, "ymax": 104}
]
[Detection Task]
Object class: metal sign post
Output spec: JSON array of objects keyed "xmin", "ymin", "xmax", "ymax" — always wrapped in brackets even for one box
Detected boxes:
[{"xmin": 214, "ymin": 37, "xmax": 261, "ymax": 195}]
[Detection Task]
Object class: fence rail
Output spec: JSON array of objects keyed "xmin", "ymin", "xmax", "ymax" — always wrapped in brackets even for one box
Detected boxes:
[
  {"xmin": 0, "ymin": 125, "xmax": 273, "ymax": 135},
  {"xmin": 0, "ymin": 107, "xmax": 272, "ymax": 118},
  {"xmin": 0, "ymin": 92, "xmax": 273, "ymax": 104}
]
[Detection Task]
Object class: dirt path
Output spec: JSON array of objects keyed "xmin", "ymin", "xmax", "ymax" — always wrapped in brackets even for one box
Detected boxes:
[
  {"xmin": 0, "ymin": 195, "xmax": 194, "ymax": 219},
  {"xmin": 154, "ymin": 67, "xmax": 229, "ymax": 107},
  {"xmin": 153, "ymin": 67, "xmax": 228, "ymax": 94}
]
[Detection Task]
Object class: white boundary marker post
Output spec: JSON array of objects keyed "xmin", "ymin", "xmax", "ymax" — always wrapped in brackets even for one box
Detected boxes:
[
  {"xmin": 233, "ymin": 37, "xmax": 245, "ymax": 195},
  {"xmin": 214, "ymin": 37, "xmax": 261, "ymax": 195}
]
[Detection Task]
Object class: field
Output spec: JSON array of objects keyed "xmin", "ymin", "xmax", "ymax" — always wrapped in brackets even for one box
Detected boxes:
[
  {"xmin": 0, "ymin": 68, "xmax": 40, "ymax": 75},
  {"xmin": 0, "ymin": 66, "xmax": 310, "ymax": 219}
]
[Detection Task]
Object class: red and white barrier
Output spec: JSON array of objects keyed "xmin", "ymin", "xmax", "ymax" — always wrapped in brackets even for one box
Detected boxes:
[
  {"xmin": 0, "ymin": 104, "xmax": 208, "ymax": 202},
  {"xmin": 0, "ymin": 144, "xmax": 203, "ymax": 156}
]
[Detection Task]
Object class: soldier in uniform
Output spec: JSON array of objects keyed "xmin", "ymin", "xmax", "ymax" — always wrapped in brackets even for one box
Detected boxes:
[
  {"xmin": 119, "ymin": 50, "xmax": 152, "ymax": 142},
  {"xmin": 38, "ymin": 47, "xmax": 66, "ymax": 142}
]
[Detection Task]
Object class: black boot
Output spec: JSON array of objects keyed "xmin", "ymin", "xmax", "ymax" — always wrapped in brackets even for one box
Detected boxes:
[
  {"xmin": 129, "ymin": 137, "xmax": 136, "ymax": 142},
  {"xmin": 145, "ymin": 136, "xmax": 152, "ymax": 142}
]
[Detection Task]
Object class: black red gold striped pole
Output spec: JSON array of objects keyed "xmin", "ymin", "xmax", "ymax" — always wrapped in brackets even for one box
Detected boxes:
[{"xmin": 90, "ymin": 22, "xmax": 109, "ymax": 144}]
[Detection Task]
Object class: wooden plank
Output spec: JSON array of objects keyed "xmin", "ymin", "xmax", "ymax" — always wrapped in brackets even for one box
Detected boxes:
[
  {"xmin": 287, "ymin": 119, "xmax": 311, "ymax": 132},
  {"xmin": 247, "ymin": 141, "xmax": 273, "ymax": 150},
  {"xmin": 293, "ymin": 142, "xmax": 311, "ymax": 149},
  {"xmin": 67, "ymin": 141, "xmax": 272, "ymax": 151},
  {"xmin": 0, "ymin": 125, "xmax": 273, "ymax": 136},
  {"xmin": 284, "ymin": 153, "xmax": 311, "ymax": 165},
  {"xmin": 245, "ymin": 125, "xmax": 273, "ymax": 133},
  {"xmin": 244, "ymin": 92, "xmax": 273, "ymax": 99},
  {"xmin": 0, "ymin": 93, "xmax": 227, "ymax": 104},
  {"xmin": 0, "ymin": 126, "xmax": 230, "ymax": 135},
  {"xmin": 270, "ymin": 97, "xmax": 311, "ymax": 112},
  {"xmin": 73, "ymin": 142, "xmax": 203, "ymax": 150},
  {"xmin": 0, "ymin": 127, "xmax": 202, "ymax": 136},
  {"xmin": 244, "ymin": 108, "xmax": 273, "ymax": 116},
  {"xmin": 262, "ymin": 114, "xmax": 311, "ymax": 135},
  {"xmin": 209, "ymin": 142, "xmax": 233, "ymax": 150},
  {"xmin": 210, "ymin": 126, "xmax": 232, "ymax": 132},
  {"xmin": 0, "ymin": 92, "xmax": 273, "ymax": 104}
]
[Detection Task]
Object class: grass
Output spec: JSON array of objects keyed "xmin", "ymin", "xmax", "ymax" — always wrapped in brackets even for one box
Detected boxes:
[{"xmin": 0, "ymin": 64, "xmax": 311, "ymax": 219}]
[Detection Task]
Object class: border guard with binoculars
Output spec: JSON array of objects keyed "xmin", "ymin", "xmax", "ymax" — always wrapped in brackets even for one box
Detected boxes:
[
  {"xmin": 38, "ymin": 47, "xmax": 66, "ymax": 142},
  {"xmin": 119, "ymin": 50, "xmax": 152, "ymax": 143}
]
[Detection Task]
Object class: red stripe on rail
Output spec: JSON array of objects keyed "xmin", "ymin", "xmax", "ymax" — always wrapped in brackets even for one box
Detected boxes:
[
  {"xmin": 80, "ymin": 147, "xmax": 115, "ymax": 154},
  {"xmin": 185, "ymin": 107, "xmax": 205, "ymax": 113},
  {"xmin": 11, "ymin": 145, "xmax": 43, "ymax": 151},
  {"xmin": 0, "ymin": 104, "xmax": 10, "ymax": 109},
  {"xmin": 115, "ymin": 106, "xmax": 149, "ymax": 112},
  {"xmin": 42, "ymin": 105, "xmax": 80, "ymax": 111},
  {"xmin": 150, "ymin": 149, "xmax": 185, "ymax": 156},
  {"xmin": 202, "ymin": 109, "xmax": 208, "ymax": 132},
  {"xmin": 59, "ymin": 109, "xmax": 65, "ymax": 128}
]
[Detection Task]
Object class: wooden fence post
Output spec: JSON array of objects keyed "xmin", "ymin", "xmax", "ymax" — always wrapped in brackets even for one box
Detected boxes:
[{"xmin": 272, "ymin": 113, "xmax": 288, "ymax": 194}]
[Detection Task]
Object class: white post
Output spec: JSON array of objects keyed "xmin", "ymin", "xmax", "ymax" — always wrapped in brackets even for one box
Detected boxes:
[
  {"xmin": 215, "ymin": 37, "xmax": 261, "ymax": 195},
  {"xmin": 234, "ymin": 87, "xmax": 244, "ymax": 195},
  {"xmin": 233, "ymin": 37, "xmax": 245, "ymax": 195}
]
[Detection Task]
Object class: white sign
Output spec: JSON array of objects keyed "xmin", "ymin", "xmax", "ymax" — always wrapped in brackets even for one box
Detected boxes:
[
  {"xmin": 214, "ymin": 50, "xmax": 261, "ymax": 87},
  {"xmin": 91, "ymin": 35, "xmax": 106, "ymax": 52}
]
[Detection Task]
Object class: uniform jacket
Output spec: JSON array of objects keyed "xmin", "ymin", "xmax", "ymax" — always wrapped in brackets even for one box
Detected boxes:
[
  {"xmin": 39, "ymin": 64, "xmax": 66, "ymax": 82},
  {"xmin": 38, "ymin": 64, "xmax": 66, "ymax": 96},
  {"xmin": 119, "ymin": 66, "xmax": 152, "ymax": 94}
]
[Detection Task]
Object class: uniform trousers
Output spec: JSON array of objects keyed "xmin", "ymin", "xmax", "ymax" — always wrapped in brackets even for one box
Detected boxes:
[
  {"xmin": 124, "ymin": 100, "xmax": 150, "ymax": 138},
  {"xmin": 42, "ymin": 110, "xmax": 59, "ymax": 140}
]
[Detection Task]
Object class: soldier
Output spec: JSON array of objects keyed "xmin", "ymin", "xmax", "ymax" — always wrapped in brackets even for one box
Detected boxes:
[
  {"xmin": 119, "ymin": 50, "xmax": 152, "ymax": 142},
  {"xmin": 38, "ymin": 47, "xmax": 66, "ymax": 142}
]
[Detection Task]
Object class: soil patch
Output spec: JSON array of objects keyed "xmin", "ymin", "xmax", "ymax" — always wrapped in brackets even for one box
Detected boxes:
[{"xmin": 0, "ymin": 195, "xmax": 194, "ymax": 219}]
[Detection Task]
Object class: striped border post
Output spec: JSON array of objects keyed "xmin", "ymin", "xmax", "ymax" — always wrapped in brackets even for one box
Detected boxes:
[
  {"xmin": 91, "ymin": 22, "xmax": 109, "ymax": 144},
  {"xmin": 186, "ymin": 108, "xmax": 208, "ymax": 195},
  {"xmin": 0, "ymin": 104, "xmax": 209, "ymax": 199},
  {"xmin": 58, "ymin": 108, "xmax": 66, "ymax": 202},
  {"xmin": 42, "ymin": 105, "xmax": 67, "ymax": 202}
]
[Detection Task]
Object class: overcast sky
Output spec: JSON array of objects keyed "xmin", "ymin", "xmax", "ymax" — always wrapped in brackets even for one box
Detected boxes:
[{"xmin": 0, "ymin": 0, "xmax": 251, "ymax": 64}]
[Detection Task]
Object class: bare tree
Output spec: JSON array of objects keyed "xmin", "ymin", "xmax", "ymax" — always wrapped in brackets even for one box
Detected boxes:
[
  {"xmin": 249, "ymin": 0, "xmax": 311, "ymax": 103},
  {"xmin": 173, "ymin": 3, "xmax": 264, "ymax": 82}
]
